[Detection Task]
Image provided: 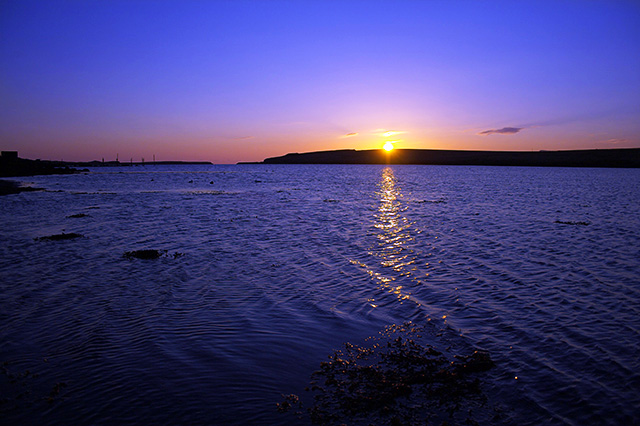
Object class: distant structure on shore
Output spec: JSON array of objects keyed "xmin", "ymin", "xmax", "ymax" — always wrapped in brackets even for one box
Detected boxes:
[
  {"xmin": 256, "ymin": 148, "xmax": 640, "ymax": 168},
  {"xmin": 0, "ymin": 151, "xmax": 213, "ymax": 178}
]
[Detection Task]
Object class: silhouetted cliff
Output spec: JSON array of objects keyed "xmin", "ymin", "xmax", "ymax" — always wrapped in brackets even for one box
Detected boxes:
[{"xmin": 261, "ymin": 148, "xmax": 640, "ymax": 168}]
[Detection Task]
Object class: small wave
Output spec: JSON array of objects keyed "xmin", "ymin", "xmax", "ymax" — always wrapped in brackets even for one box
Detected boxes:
[{"xmin": 186, "ymin": 190, "xmax": 234, "ymax": 195}]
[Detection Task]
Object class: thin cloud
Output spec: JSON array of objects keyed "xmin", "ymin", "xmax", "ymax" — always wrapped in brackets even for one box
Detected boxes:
[
  {"xmin": 232, "ymin": 136, "xmax": 255, "ymax": 140},
  {"xmin": 478, "ymin": 127, "xmax": 523, "ymax": 136},
  {"xmin": 340, "ymin": 132, "xmax": 358, "ymax": 138},
  {"xmin": 373, "ymin": 129, "xmax": 406, "ymax": 137},
  {"xmin": 603, "ymin": 138, "xmax": 627, "ymax": 145}
]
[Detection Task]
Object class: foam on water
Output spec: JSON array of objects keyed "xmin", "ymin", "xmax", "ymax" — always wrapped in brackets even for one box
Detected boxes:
[{"xmin": 1, "ymin": 164, "xmax": 639, "ymax": 425}]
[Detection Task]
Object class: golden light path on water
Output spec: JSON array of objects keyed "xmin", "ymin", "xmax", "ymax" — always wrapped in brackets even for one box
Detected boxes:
[{"xmin": 350, "ymin": 167, "xmax": 421, "ymax": 307}]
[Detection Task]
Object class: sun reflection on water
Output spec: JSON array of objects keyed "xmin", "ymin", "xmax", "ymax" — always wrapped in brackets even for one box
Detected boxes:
[{"xmin": 350, "ymin": 167, "xmax": 420, "ymax": 306}]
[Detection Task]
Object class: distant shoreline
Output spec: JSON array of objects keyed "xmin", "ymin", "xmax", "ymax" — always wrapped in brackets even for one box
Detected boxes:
[
  {"xmin": 0, "ymin": 153, "xmax": 213, "ymax": 178},
  {"xmin": 255, "ymin": 148, "xmax": 640, "ymax": 168},
  {"xmin": 57, "ymin": 160, "xmax": 213, "ymax": 167}
]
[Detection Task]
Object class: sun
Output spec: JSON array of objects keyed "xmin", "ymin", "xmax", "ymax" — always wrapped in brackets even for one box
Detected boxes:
[{"xmin": 383, "ymin": 142, "xmax": 394, "ymax": 152}]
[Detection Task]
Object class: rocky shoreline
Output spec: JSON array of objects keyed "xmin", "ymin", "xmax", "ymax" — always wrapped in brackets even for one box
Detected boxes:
[
  {"xmin": 1, "ymin": 153, "xmax": 85, "ymax": 178},
  {"xmin": 0, "ymin": 179, "xmax": 42, "ymax": 196}
]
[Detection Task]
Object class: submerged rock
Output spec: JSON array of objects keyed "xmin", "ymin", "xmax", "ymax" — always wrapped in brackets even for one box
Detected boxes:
[{"xmin": 35, "ymin": 233, "xmax": 83, "ymax": 241}]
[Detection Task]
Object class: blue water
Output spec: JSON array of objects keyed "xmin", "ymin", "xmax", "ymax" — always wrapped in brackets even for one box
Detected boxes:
[{"xmin": 1, "ymin": 165, "xmax": 639, "ymax": 425}]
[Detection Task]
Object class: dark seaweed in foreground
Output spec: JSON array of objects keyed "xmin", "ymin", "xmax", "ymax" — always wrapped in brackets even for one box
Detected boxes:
[
  {"xmin": 35, "ymin": 233, "xmax": 83, "ymax": 241},
  {"xmin": 279, "ymin": 322, "xmax": 504, "ymax": 426},
  {"xmin": 0, "ymin": 360, "xmax": 68, "ymax": 416}
]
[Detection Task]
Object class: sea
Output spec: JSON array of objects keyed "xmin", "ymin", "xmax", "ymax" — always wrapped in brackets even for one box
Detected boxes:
[{"xmin": 0, "ymin": 164, "xmax": 638, "ymax": 425}]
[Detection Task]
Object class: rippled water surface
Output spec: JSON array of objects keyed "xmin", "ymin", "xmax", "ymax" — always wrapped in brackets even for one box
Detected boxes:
[{"xmin": 1, "ymin": 165, "xmax": 639, "ymax": 425}]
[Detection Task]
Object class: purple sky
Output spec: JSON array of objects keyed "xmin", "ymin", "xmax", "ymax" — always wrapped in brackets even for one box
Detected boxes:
[{"xmin": 1, "ymin": 0, "xmax": 639, "ymax": 163}]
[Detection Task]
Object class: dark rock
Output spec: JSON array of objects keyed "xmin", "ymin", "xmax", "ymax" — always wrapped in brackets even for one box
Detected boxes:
[
  {"xmin": 0, "ymin": 180, "xmax": 42, "ymax": 196},
  {"xmin": 123, "ymin": 249, "xmax": 166, "ymax": 259},
  {"xmin": 66, "ymin": 213, "xmax": 89, "ymax": 218},
  {"xmin": 36, "ymin": 233, "xmax": 83, "ymax": 241}
]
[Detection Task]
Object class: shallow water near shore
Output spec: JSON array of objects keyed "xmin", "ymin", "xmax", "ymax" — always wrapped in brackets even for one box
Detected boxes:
[{"xmin": 1, "ymin": 164, "xmax": 639, "ymax": 425}]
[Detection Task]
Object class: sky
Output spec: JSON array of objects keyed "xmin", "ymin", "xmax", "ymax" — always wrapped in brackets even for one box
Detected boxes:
[{"xmin": 1, "ymin": 0, "xmax": 639, "ymax": 163}]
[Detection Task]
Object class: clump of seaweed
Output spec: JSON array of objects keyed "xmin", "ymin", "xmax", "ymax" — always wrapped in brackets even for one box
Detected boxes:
[
  {"xmin": 0, "ymin": 360, "xmax": 67, "ymax": 415},
  {"xmin": 35, "ymin": 232, "xmax": 83, "ymax": 241},
  {"xmin": 414, "ymin": 199, "xmax": 446, "ymax": 204},
  {"xmin": 554, "ymin": 220, "xmax": 590, "ymax": 226},
  {"xmin": 46, "ymin": 382, "xmax": 67, "ymax": 404},
  {"xmin": 123, "ymin": 249, "xmax": 185, "ymax": 260},
  {"xmin": 280, "ymin": 322, "xmax": 501, "ymax": 426},
  {"xmin": 277, "ymin": 394, "xmax": 303, "ymax": 413}
]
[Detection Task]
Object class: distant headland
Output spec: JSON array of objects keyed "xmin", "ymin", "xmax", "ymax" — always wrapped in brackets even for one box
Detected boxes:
[{"xmin": 253, "ymin": 148, "xmax": 640, "ymax": 168}]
